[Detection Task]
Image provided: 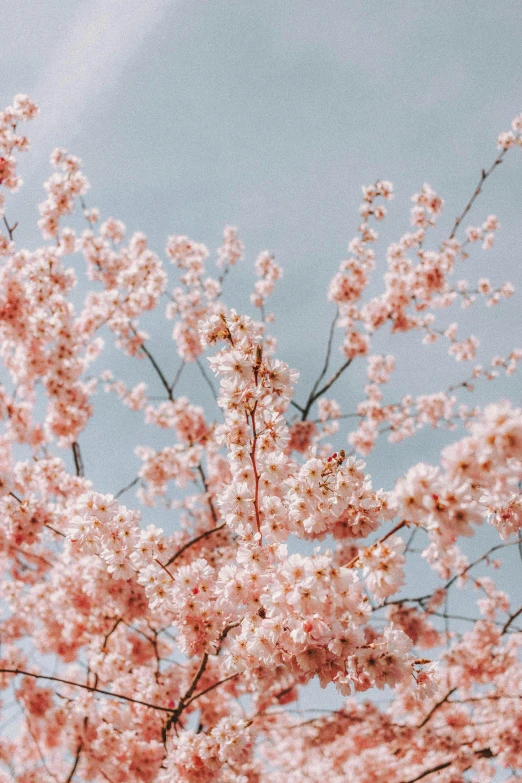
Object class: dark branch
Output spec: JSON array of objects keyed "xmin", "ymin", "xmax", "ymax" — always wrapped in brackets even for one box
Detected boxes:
[
  {"xmin": 3, "ymin": 216, "xmax": 18, "ymax": 241},
  {"xmin": 132, "ymin": 329, "xmax": 174, "ymax": 400},
  {"xmin": 417, "ymin": 688, "xmax": 456, "ymax": 728},
  {"xmin": 384, "ymin": 537, "xmax": 522, "ymax": 608},
  {"xmin": 162, "ymin": 651, "xmax": 210, "ymax": 739},
  {"xmin": 448, "ymin": 148, "xmax": 507, "ymax": 240},
  {"xmin": 308, "ymin": 309, "xmax": 339, "ymax": 403},
  {"xmin": 72, "ymin": 441, "xmax": 84, "ymax": 478},
  {"xmin": 197, "ymin": 463, "xmax": 218, "ymax": 524},
  {"xmin": 115, "ymin": 476, "xmax": 140, "ymax": 500},
  {"xmin": 170, "ymin": 361, "xmax": 185, "ymax": 394},
  {"xmin": 64, "ymin": 742, "xmax": 83, "ymax": 783},
  {"xmin": 162, "ymin": 622, "xmax": 240, "ymax": 740},
  {"xmin": 300, "ymin": 358, "xmax": 353, "ymax": 421},
  {"xmin": 0, "ymin": 669, "xmax": 174, "ymax": 714},
  {"xmin": 45, "ymin": 523, "xmax": 65, "ymax": 538},
  {"xmin": 164, "ymin": 523, "xmax": 226, "ymax": 568},
  {"xmin": 502, "ymin": 604, "xmax": 522, "ymax": 634},
  {"xmin": 401, "ymin": 749, "xmax": 492, "ymax": 783},
  {"xmin": 183, "ymin": 672, "xmax": 239, "ymax": 710},
  {"xmin": 196, "ymin": 357, "xmax": 218, "ymax": 401}
]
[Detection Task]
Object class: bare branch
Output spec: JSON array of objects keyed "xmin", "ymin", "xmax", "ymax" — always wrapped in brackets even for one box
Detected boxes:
[
  {"xmin": 308, "ymin": 309, "xmax": 339, "ymax": 402},
  {"xmin": 417, "ymin": 688, "xmax": 456, "ymax": 728},
  {"xmin": 183, "ymin": 672, "xmax": 239, "ymax": 710},
  {"xmin": 400, "ymin": 748, "xmax": 492, "ymax": 783},
  {"xmin": 64, "ymin": 742, "xmax": 83, "ymax": 783},
  {"xmin": 170, "ymin": 360, "xmax": 185, "ymax": 394},
  {"xmin": 448, "ymin": 148, "xmax": 507, "ymax": 240},
  {"xmin": 131, "ymin": 327, "xmax": 174, "ymax": 400},
  {"xmin": 72, "ymin": 441, "xmax": 84, "ymax": 478},
  {"xmin": 162, "ymin": 621, "xmax": 241, "ymax": 740},
  {"xmin": 3, "ymin": 216, "xmax": 18, "ymax": 241},
  {"xmin": 0, "ymin": 669, "xmax": 174, "ymax": 714},
  {"xmin": 502, "ymin": 604, "xmax": 522, "ymax": 634},
  {"xmin": 385, "ymin": 537, "xmax": 522, "ymax": 608},
  {"xmin": 344, "ymin": 519, "xmax": 407, "ymax": 569},
  {"xmin": 301, "ymin": 358, "xmax": 353, "ymax": 421},
  {"xmin": 196, "ymin": 356, "xmax": 218, "ymax": 401},
  {"xmin": 45, "ymin": 523, "xmax": 65, "ymax": 538},
  {"xmin": 163, "ymin": 523, "xmax": 226, "ymax": 568},
  {"xmin": 115, "ymin": 476, "xmax": 140, "ymax": 500},
  {"xmin": 197, "ymin": 462, "xmax": 218, "ymax": 524}
]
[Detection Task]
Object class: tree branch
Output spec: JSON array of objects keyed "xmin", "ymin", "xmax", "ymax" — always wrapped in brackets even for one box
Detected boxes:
[
  {"xmin": 114, "ymin": 476, "xmax": 140, "ymax": 500},
  {"xmin": 170, "ymin": 360, "xmax": 185, "ymax": 394},
  {"xmin": 308, "ymin": 309, "xmax": 339, "ymax": 403},
  {"xmin": 0, "ymin": 669, "xmax": 174, "ymax": 714},
  {"xmin": 163, "ymin": 523, "xmax": 226, "ymax": 568},
  {"xmin": 64, "ymin": 742, "xmax": 83, "ymax": 783},
  {"xmin": 183, "ymin": 672, "xmax": 239, "ymax": 710},
  {"xmin": 417, "ymin": 687, "xmax": 456, "ymax": 728},
  {"xmin": 401, "ymin": 748, "xmax": 492, "ymax": 783},
  {"xmin": 72, "ymin": 441, "xmax": 84, "ymax": 478},
  {"xmin": 502, "ymin": 603, "xmax": 522, "ymax": 634},
  {"xmin": 448, "ymin": 148, "xmax": 507, "ymax": 240},
  {"xmin": 197, "ymin": 462, "xmax": 218, "ymax": 524},
  {"xmin": 131, "ymin": 328, "xmax": 174, "ymax": 400},
  {"xmin": 3, "ymin": 216, "xmax": 18, "ymax": 241},
  {"xmin": 385, "ymin": 537, "xmax": 522, "ymax": 608},
  {"xmin": 344, "ymin": 519, "xmax": 407, "ymax": 569},
  {"xmin": 196, "ymin": 357, "xmax": 218, "ymax": 401},
  {"xmin": 301, "ymin": 358, "xmax": 353, "ymax": 421}
]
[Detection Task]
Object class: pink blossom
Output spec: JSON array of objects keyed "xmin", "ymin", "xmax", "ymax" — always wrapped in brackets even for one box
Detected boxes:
[{"xmin": 0, "ymin": 94, "xmax": 520, "ymax": 782}]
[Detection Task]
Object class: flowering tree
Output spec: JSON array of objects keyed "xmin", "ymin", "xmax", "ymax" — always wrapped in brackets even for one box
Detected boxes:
[{"xmin": 0, "ymin": 94, "xmax": 521, "ymax": 782}]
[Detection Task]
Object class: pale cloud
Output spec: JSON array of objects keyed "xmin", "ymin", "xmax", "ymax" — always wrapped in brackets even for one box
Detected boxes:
[{"xmin": 27, "ymin": 0, "xmax": 173, "ymax": 161}]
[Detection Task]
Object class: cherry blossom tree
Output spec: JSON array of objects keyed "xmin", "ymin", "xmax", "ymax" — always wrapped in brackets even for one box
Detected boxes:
[{"xmin": 0, "ymin": 93, "xmax": 521, "ymax": 782}]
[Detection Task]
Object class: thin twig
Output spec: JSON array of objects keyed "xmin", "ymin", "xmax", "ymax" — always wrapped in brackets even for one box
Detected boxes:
[
  {"xmin": 162, "ymin": 622, "xmax": 240, "ymax": 740},
  {"xmin": 344, "ymin": 519, "xmax": 407, "ymax": 569},
  {"xmin": 164, "ymin": 523, "xmax": 226, "ymax": 568},
  {"xmin": 385, "ymin": 537, "xmax": 522, "ymax": 608},
  {"xmin": 72, "ymin": 441, "xmax": 84, "ymax": 478},
  {"xmin": 308, "ymin": 309, "xmax": 339, "ymax": 402},
  {"xmin": 64, "ymin": 742, "xmax": 83, "ymax": 783},
  {"xmin": 3, "ymin": 216, "xmax": 18, "ymax": 241},
  {"xmin": 400, "ymin": 758, "xmax": 457, "ymax": 783},
  {"xmin": 502, "ymin": 604, "xmax": 522, "ymax": 634},
  {"xmin": 115, "ymin": 476, "xmax": 140, "ymax": 500},
  {"xmin": 22, "ymin": 707, "xmax": 60, "ymax": 782},
  {"xmin": 448, "ymin": 148, "xmax": 507, "ymax": 240},
  {"xmin": 170, "ymin": 360, "xmax": 185, "ymax": 394},
  {"xmin": 131, "ymin": 328, "xmax": 173, "ymax": 400},
  {"xmin": 417, "ymin": 688, "xmax": 456, "ymax": 728},
  {"xmin": 45, "ymin": 523, "xmax": 65, "ymax": 538},
  {"xmin": 11, "ymin": 546, "xmax": 53, "ymax": 568},
  {"xmin": 183, "ymin": 672, "xmax": 239, "ymax": 710},
  {"xmin": 0, "ymin": 669, "xmax": 175, "ymax": 714},
  {"xmin": 196, "ymin": 357, "xmax": 218, "ymax": 401},
  {"xmin": 301, "ymin": 358, "xmax": 353, "ymax": 421},
  {"xmin": 249, "ymin": 401, "xmax": 262, "ymax": 535},
  {"xmin": 197, "ymin": 463, "xmax": 218, "ymax": 524},
  {"xmin": 163, "ymin": 651, "xmax": 209, "ymax": 738},
  {"xmin": 401, "ymin": 748, "xmax": 492, "ymax": 783}
]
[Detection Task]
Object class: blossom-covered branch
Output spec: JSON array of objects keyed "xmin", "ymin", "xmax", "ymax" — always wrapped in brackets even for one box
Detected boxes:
[{"xmin": 0, "ymin": 94, "xmax": 521, "ymax": 782}]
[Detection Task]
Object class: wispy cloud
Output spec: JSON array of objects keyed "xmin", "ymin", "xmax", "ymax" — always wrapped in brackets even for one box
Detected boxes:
[{"xmin": 28, "ymin": 0, "xmax": 173, "ymax": 162}]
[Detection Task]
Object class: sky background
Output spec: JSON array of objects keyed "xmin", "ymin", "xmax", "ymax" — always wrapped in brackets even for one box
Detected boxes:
[{"xmin": 1, "ymin": 0, "xmax": 522, "ymax": 716}]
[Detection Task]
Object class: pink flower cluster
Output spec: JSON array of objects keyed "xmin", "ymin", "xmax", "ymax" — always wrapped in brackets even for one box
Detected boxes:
[{"xmin": 0, "ymin": 96, "xmax": 521, "ymax": 782}]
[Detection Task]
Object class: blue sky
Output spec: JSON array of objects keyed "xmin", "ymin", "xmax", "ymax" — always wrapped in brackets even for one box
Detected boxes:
[{"xmin": 3, "ymin": 0, "xmax": 521, "ymax": 478}]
